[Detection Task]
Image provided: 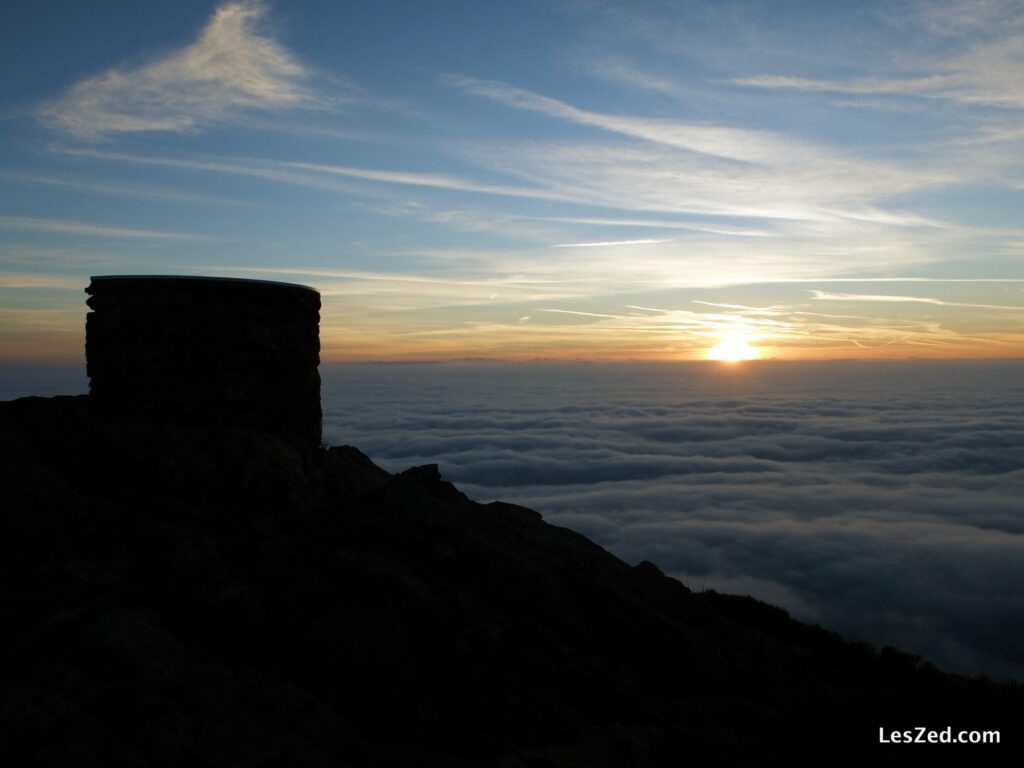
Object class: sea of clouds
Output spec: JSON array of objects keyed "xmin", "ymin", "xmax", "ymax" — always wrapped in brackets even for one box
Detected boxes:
[
  {"xmin": 3, "ymin": 359, "xmax": 1020, "ymax": 680},
  {"xmin": 322, "ymin": 360, "xmax": 1024, "ymax": 680}
]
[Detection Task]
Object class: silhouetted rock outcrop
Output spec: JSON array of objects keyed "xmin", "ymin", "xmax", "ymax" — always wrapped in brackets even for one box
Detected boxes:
[{"xmin": 1, "ymin": 394, "xmax": 1020, "ymax": 766}]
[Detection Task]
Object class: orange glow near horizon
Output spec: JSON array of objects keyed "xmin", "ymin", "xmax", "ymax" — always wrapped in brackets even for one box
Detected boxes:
[{"xmin": 6, "ymin": 298, "xmax": 1024, "ymax": 366}]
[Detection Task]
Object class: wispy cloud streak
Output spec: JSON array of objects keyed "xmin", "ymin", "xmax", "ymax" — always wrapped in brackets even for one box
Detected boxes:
[
  {"xmin": 554, "ymin": 239, "xmax": 670, "ymax": 248},
  {"xmin": 0, "ymin": 172, "xmax": 257, "ymax": 207},
  {"xmin": 38, "ymin": 1, "xmax": 315, "ymax": 139},
  {"xmin": 734, "ymin": 1, "xmax": 1024, "ymax": 109},
  {"xmin": 811, "ymin": 290, "xmax": 1024, "ymax": 311},
  {"xmin": 446, "ymin": 75, "xmax": 822, "ymax": 164},
  {"xmin": 0, "ymin": 216, "xmax": 213, "ymax": 240}
]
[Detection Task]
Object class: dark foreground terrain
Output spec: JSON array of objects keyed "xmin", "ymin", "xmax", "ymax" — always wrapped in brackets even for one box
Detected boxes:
[{"xmin": 1, "ymin": 395, "xmax": 1020, "ymax": 766}]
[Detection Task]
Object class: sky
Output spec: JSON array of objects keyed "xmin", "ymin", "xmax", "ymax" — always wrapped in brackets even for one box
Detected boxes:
[{"xmin": 2, "ymin": 0, "xmax": 1024, "ymax": 362}]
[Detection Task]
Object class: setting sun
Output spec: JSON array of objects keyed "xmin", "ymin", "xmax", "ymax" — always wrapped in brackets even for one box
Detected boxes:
[{"xmin": 707, "ymin": 334, "xmax": 758, "ymax": 362}]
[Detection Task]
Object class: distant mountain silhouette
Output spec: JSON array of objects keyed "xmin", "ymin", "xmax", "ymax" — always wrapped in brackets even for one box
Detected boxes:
[{"xmin": 1, "ymin": 393, "xmax": 1020, "ymax": 766}]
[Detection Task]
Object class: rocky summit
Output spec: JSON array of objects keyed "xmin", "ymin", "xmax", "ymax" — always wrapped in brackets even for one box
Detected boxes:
[{"xmin": 1, "ymin": 394, "xmax": 1020, "ymax": 766}]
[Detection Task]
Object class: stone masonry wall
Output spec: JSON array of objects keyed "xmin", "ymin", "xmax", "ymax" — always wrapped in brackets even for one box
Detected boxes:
[{"xmin": 85, "ymin": 275, "xmax": 321, "ymax": 453}]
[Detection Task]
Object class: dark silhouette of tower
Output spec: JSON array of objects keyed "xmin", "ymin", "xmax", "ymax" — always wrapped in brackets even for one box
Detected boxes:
[{"xmin": 85, "ymin": 275, "xmax": 321, "ymax": 453}]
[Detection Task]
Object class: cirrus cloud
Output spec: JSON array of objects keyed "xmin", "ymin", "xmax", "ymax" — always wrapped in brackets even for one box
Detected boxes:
[{"xmin": 38, "ymin": 1, "xmax": 315, "ymax": 140}]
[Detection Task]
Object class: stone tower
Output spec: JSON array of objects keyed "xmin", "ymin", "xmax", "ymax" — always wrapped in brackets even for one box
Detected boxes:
[{"xmin": 85, "ymin": 275, "xmax": 321, "ymax": 453}]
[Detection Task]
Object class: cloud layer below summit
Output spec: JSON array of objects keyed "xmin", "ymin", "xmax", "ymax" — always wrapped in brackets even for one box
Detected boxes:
[{"xmin": 323, "ymin": 360, "xmax": 1024, "ymax": 679}]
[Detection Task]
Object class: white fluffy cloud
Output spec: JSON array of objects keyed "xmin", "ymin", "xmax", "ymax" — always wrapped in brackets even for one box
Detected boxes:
[{"xmin": 39, "ymin": 1, "xmax": 313, "ymax": 139}]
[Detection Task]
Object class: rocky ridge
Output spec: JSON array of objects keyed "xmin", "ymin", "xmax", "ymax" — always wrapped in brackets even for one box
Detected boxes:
[{"xmin": 1, "ymin": 394, "xmax": 1019, "ymax": 766}]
